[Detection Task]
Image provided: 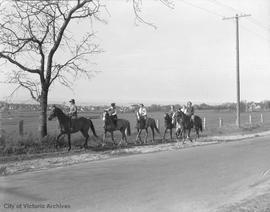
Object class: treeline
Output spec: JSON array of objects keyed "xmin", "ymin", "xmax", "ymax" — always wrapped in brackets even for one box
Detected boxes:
[
  {"xmin": 145, "ymin": 101, "xmax": 270, "ymax": 113},
  {"xmin": 1, "ymin": 101, "xmax": 270, "ymax": 113}
]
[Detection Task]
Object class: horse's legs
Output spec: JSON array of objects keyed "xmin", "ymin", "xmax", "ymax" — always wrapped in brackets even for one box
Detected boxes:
[
  {"xmin": 182, "ymin": 129, "xmax": 186, "ymax": 144},
  {"xmin": 196, "ymin": 126, "xmax": 200, "ymax": 139},
  {"xmin": 67, "ymin": 133, "xmax": 71, "ymax": 151},
  {"xmin": 56, "ymin": 132, "xmax": 64, "ymax": 148},
  {"xmin": 120, "ymin": 129, "xmax": 127, "ymax": 147},
  {"xmin": 103, "ymin": 131, "xmax": 106, "ymax": 143},
  {"xmin": 110, "ymin": 132, "xmax": 116, "ymax": 145},
  {"xmin": 81, "ymin": 130, "xmax": 89, "ymax": 149},
  {"xmin": 187, "ymin": 128, "xmax": 192, "ymax": 142},
  {"xmin": 169, "ymin": 128, "xmax": 172, "ymax": 140},
  {"xmin": 136, "ymin": 129, "xmax": 142, "ymax": 144},
  {"xmin": 163, "ymin": 128, "xmax": 167, "ymax": 141},
  {"xmin": 144, "ymin": 128, "xmax": 148, "ymax": 144},
  {"xmin": 151, "ymin": 127, "xmax": 155, "ymax": 143}
]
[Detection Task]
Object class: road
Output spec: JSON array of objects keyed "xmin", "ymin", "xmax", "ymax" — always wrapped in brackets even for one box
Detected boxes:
[{"xmin": 1, "ymin": 136, "xmax": 270, "ymax": 212}]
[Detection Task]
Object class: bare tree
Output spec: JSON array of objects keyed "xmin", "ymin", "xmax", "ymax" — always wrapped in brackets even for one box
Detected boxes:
[
  {"xmin": 0, "ymin": 0, "xmax": 173, "ymax": 138},
  {"xmin": 0, "ymin": 0, "xmax": 103, "ymax": 137}
]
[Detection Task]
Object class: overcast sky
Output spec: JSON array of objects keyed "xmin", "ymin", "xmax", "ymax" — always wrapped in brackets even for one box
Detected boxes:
[{"xmin": 0, "ymin": 0, "xmax": 270, "ymax": 105}]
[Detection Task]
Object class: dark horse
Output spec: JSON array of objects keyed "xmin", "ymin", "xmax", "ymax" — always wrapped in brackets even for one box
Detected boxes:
[
  {"xmin": 102, "ymin": 111, "xmax": 131, "ymax": 146},
  {"xmin": 163, "ymin": 113, "xmax": 175, "ymax": 140},
  {"xmin": 48, "ymin": 105, "xmax": 98, "ymax": 151},
  {"xmin": 173, "ymin": 111, "xmax": 203, "ymax": 143},
  {"xmin": 135, "ymin": 113, "xmax": 160, "ymax": 144}
]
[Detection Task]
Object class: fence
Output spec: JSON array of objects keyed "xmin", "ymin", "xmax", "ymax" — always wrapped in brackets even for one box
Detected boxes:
[{"xmin": 1, "ymin": 110, "xmax": 270, "ymax": 137}]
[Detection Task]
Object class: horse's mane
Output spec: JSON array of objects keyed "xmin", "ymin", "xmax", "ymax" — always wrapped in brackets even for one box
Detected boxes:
[{"xmin": 54, "ymin": 106, "xmax": 67, "ymax": 118}]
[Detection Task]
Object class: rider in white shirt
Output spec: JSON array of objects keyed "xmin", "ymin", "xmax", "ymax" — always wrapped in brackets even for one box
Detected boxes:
[{"xmin": 138, "ymin": 104, "xmax": 147, "ymax": 119}]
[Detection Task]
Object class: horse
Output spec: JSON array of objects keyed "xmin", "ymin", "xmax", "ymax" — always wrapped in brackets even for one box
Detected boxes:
[
  {"xmin": 163, "ymin": 113, "xmax": 175, "ymax": 140},
  {"xmin": 48, "ymin": 105, "xmax": 98, "ymax": 151},
  {"xmin": 173, "ymin": 111, "xmax": 203, "ymax": 143},
  {"xmin": 135, "ymin": 113, "xmax": 160, "ymax": 144},
  {"xmin": 173, "ymin": 110, "xmax": 192, "ymax": 143},
  {"xmin": 102, "ymin": 111, "xmax": 131, "ymax": 146}
]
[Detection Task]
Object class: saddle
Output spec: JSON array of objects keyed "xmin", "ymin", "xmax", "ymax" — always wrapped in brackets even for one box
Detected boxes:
[
  {"xmin": 68, "ymin": 116, "xmax": 77, "ymax": 131},
  {"xmin": 137, "ymin": 116, "xmax": 147, "ymax": 129}
]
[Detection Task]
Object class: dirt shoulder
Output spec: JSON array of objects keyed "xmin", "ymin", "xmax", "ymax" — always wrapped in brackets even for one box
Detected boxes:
[{"xmin": 1, "ymin": 130, "xmax": 270, "ymax": 177}]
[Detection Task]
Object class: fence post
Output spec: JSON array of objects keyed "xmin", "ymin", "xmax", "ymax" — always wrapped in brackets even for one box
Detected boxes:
[
  {"xmin": 219, "ymin": 118, "xmax": 223, "ymax": 128},
  {"xmin": 19, "ymin": 120, "xmax": 24, "ymax": 136},
  {"xmin": 249, "ymin": 114, "xmax": 252, "ymax": 125},
  {"xmin": 0, "ymin": 110, "xmax": 2, "ymax": 138},
  {"xmin": 203, "ymin": 117, "xmax": 206, "ymax": 130},
  {"xmin": 156, "ymin": 119, "xmax": 159, "ymax": 130},
  {"xmin": 261, "ymin": 114, "xmax": 264, "ymax": 124}
]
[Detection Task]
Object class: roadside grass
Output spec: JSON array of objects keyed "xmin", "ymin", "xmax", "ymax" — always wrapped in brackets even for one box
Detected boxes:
[{"xmin": 1, "ymin": 110, "xmax": 270, "ymax": 160}]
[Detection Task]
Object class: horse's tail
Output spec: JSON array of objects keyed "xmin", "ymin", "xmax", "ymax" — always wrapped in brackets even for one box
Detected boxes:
[
  {"xmin": 126, "ymin": 121, "xmax": 131, "ymax": 136},
  {"xmin": 197, "ymin": 116, "xmax": 203, "ymax": 132},
  {"xmin": 88, "ymin": 119, "xmax": 98, "ymax": 137}
]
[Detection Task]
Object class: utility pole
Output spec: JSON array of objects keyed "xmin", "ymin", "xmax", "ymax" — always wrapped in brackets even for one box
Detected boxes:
[{"xmin": 223, "ymin": 14, "xmax": 251, "ymax": 128}]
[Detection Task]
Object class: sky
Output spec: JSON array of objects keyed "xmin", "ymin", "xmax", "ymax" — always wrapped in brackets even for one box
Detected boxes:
[{"xmin": 0, "ymin": 0, "xmax": 270, "ymax": 106}]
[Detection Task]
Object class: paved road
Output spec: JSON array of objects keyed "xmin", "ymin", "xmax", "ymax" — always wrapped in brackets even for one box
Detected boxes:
[{"xmin": 1, "ymin": 136, "xmax": 270, "ymax": 212}]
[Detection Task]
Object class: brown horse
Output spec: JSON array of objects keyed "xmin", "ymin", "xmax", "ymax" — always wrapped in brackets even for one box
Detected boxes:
[
  {"xmin": 173, "ymin": 110, "xmax": 203, "ymax": 143},
  {"xmin": 48, "ymin": 105, "xmax": 98, "ymax": 151},
  {"xmin": 163, "ymin": 113, "xmax": 174, "ymax": 140},
  {"xmin": 135, "ymin": 113, "xmax": 160, "ymax": 144},
  {"xmin": 102, "ymin": 111, "xmax": 131, "ymax": 146}
]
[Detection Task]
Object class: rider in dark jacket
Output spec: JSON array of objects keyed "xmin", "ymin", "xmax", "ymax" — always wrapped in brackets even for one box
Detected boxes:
[{"xmin": 106, "ymin": 103, "xmax": 117, "ymax": 127}]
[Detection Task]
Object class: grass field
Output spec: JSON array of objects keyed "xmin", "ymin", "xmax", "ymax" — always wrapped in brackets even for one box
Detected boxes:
[{"xmin": 1, "ymin": 109, "xmax": 270, "ymax": 156}]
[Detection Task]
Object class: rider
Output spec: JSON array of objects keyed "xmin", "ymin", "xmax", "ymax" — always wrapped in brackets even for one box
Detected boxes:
[
  {"xmin": 169, "ymin": 105, "xmax": 175, "ymax": 117},
  {"xmin": 106, "ymin": 103, "xmax": 118, "ymax": 127},
  {"xmin": 181, "ymin": 105, "xmax": 187, "ymax": 114},
  {"xmin": 170, "ymin": 105, "xmax": 176, "ymax": 124},
  {"xmin": 68, "ymin": 99, "xmax": 78, "ymax": 131},
  {"xmin": 185, "ymin": 101, "xmax": 195, "ymax": 125},
  {"xmin": 137, "ymin": 104, "xmax": 147, "ymax": 127}
]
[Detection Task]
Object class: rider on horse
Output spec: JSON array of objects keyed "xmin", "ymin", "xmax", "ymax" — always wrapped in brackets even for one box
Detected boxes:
[
  {"xmin": 169, "ymin": 105, "xmax": 176, "ymax": 125},
  {"xmin": 68, "ymin": 99, "xmax": 78, "ymax": 131},
  {"xmin": 169, "ymin": 105, "xmax": 175, "ymax": 117},
  {"xmin": 185, "ymin": 101, "xmax": 195, "ymax": 125},
  {"xmin": 137, "ymin": 103, "xmax": 147, "ymax": 127},
  {"xmin": 106, "ymin": 103, "xmax": 118, "ymax": 127}
]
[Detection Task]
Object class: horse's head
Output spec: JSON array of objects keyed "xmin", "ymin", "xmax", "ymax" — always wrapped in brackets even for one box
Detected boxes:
[
  {"xmin": 164, "ymin": 113, "xmax": 171, "ymax": 122},
  {"xmin": 175, "ymin": 110, "xmax": 185, "ymax": 123},
  {"xmin": 48, "ymin": 105, "xmax": 59, "ymax": 121}
]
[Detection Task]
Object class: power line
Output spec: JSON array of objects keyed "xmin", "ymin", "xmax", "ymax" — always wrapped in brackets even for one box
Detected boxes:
[
  {"xmin": 179, "ymin": 0, "xmax": 224, "ymax": 18},
  {"xmin": 207, "ymin": 0, "xmax": 270, "ymax": 33},
  {"xmin": 179, "ymin": 0, "xmax": 270, "ymax": 44},
  {"xmin": 240, "ymin": 24, "xmax": 270, "ymax": 43},
  {"xmin": 207, "ymin": 0, "xmax": 241, "ymax": 13}
]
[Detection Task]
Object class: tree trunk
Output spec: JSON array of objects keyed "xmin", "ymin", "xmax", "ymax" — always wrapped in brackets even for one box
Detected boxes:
[{"xmin": 39, "ymin": 88, "xmax": 48, "ymax": 138}]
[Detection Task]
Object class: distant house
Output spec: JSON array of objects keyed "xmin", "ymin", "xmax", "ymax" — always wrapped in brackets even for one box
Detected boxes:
[{"xmin": 129, "ymin": 104, "xmax": 138, "ymax": 111}]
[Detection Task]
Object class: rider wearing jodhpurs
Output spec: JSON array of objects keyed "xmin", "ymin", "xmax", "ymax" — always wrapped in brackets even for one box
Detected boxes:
[
  {"xmin": 68, "ymin": 99, "xmax": 78, "ymax": 131},
  {"xmin": 185, "ymin": 101, "xmax": 195, "ymax": 127},
  {"xmin": 138, "ymin": 104, "xmax": 147, "ymax": 128}
]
